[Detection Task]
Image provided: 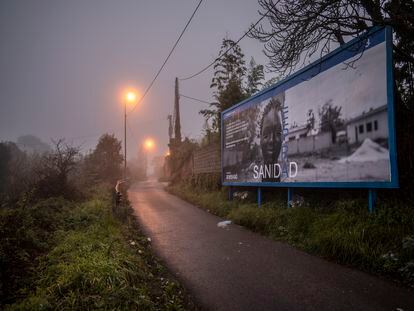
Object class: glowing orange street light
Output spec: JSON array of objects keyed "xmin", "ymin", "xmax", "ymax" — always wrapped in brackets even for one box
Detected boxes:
[
  {"xmin": 144, "ymin": 138, "xmax": 155, "ymax": 151},
  {"xmin": 126, "ymin": 91, "xmax": 137, "ymax": 103}
]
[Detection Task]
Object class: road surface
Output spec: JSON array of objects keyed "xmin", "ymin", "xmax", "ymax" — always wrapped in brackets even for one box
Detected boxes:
[{"xmin": 129, "ymin": 180, "xmax": 413, "ymax": 311}]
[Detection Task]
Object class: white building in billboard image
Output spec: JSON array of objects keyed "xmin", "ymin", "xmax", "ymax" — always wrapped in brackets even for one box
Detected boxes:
[
  {"xmin": 286, "ymin": 126, "xmax": 333, "ymax": 156},
  {"xmin": 286, "ymin": 125, "xmax": 308, "ymax": 141},
  {"xmin": 285, "ymin": 104, "xmax": 389, "ymax": 156},
  {"xmin": 346, "ymin": 105, "xmax": 388, "ymax": 145}
]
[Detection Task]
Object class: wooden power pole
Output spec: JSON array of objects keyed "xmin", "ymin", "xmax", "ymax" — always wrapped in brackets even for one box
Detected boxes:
[{"xmin": 173, "ymin": 77, "xmax": 182, "ymax": 143}]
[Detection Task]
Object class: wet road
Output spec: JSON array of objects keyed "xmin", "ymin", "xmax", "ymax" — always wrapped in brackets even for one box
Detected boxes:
[{"xmin": 129, "ymin": 180, "xmax": 414, "ymax": 311}]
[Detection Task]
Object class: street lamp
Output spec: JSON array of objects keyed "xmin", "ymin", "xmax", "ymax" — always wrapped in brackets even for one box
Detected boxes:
[
  {"xmin": 124, "ymin": 91, "xmax": 137, "ymax": 179},
  {"xmin": 144, "ymin": 138, "xmax": 155, "ymax": 151}
]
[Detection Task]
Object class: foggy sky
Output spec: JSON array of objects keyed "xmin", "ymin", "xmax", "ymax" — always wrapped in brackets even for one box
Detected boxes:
[
  {"xmin": 287, "ymin": 42, "xmax": 387, "ymax": 126},
  {"xmin": 0, "ymin": 0, "xmax": 268, "ymax": 158}
]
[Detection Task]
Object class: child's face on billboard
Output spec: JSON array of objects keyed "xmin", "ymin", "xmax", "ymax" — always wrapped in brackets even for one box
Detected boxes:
[{"xmin": 261, "ymin": 107, "xmax": 282, "ymax": 163}]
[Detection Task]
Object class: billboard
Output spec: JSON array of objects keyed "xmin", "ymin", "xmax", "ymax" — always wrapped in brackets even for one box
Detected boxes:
[{"xmin": 222, "ymin": 27, "xmax": 398, "ymax": 188}]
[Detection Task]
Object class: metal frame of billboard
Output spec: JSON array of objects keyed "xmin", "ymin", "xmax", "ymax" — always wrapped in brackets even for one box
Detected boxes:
[{"xmin": 221, "ymin": 26, "xmax": 398, "ymax": 190}]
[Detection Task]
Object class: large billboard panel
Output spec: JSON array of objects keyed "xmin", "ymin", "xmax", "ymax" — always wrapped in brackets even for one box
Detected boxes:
[{"xmin": 222, "ymin": 27, "xmax": 398, "ymax": 188}]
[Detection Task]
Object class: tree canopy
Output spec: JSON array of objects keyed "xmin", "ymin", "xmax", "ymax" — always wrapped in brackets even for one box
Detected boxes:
[
  {"xmin": 319, "ymin": 100, "xmax": 344, "ymax": 143},
  {"xmin": 85, "ymin": 134, "xmax": 123, "ymax": 184},
  {"xmin": 246, "ymin": 57, "xmax": 265, "ymax": 96},
  {"xmin": 201, "ymin": 37, "xmax": 265, "ymax": 134}
]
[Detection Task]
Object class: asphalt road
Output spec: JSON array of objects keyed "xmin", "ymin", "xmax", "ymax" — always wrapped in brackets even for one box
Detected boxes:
[{"xmin": 129, "ymin": 180, "xmax": 414, "ymax": 311}]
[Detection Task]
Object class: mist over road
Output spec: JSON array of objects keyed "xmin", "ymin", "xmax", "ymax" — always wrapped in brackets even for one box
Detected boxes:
[{"xmin": 129, "ymin": 180, "xmax": 413, "ymax": 311}]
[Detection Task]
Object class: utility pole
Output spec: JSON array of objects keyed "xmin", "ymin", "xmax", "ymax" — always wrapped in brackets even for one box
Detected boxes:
[
  {"xmin": 168, "ymin": 115, "xmax": 173, "ymax": 142},
  {"xmin": 174, "ymin": 77, "xmax": 182, "ymax": 143}
]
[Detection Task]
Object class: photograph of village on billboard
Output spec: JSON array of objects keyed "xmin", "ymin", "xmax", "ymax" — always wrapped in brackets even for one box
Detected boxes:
[{"xmin": 222, "ymin": 28, "xmax": 394, "ymax": 185}]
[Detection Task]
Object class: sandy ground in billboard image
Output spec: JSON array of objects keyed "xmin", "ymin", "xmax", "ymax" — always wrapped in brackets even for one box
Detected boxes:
[{"xmin": 286, "ymin": 139, "xmax": 391, "ymax": 182}]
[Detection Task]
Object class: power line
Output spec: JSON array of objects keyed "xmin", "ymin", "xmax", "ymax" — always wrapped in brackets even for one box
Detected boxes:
[
  {"xmin": 179, "ymin": 6, "xmax": 272, "ymax": 81},
  {"xmin": 129, "ymin": 0, "xmax": 204, "ymax": 114},
  {"xmin": 180, "ymin": 93, "xmax": 211, "ymax": 104}
]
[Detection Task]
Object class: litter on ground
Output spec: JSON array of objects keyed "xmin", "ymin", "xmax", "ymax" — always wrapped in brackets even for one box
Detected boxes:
[{"xmin": 217, "ymin": 220, "xmax": 232, "ymax": 228}]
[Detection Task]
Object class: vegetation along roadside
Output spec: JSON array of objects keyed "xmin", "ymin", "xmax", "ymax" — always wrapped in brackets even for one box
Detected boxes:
[{"xmin": 0, "ymin": 135, "xmax": 197, "ymax": 310}]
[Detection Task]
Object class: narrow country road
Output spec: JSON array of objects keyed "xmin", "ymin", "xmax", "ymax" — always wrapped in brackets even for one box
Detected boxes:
[{"xmin": 129, "ymin": 180, "xmax": 413, "ymax": 311}]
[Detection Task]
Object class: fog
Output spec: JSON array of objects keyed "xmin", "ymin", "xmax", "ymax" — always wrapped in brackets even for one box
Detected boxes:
[{"xmin": 0, "ymin": 0, "xmax": 269, "ymax": 160}]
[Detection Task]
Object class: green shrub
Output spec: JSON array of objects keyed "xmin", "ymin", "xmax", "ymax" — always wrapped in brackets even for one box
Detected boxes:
[{"xmin": 0, "ymin": 197, "xmax": 72, "ymax": 304}]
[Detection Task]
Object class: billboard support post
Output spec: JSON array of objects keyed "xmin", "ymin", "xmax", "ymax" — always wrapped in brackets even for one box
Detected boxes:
[
  {"xmin": 287, "ymin": 188, "xmax": 293, "ymax": 208},
  {"xmin": 257, "ymin": 187, "xmax": 262, "ymax": 207},
  {"xmin": 368, "ymin": 189, "xmax": 377, "ymax": 213},
  {"xmin": 228, "ymin": 187, "xmax": 233, "ymax": 201}
]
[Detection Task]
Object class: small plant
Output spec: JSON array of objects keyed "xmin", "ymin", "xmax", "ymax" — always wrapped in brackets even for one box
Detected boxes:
[{"xmin": 381, "ymin": 252, "xmax": 400, "ymax": 272}]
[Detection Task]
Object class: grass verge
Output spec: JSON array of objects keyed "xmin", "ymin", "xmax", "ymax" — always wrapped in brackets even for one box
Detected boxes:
[
  {"xmin": 1, "ymin": 186, "xmax": 197, "ymax": 310},
  {"xmin": 167, "ymin": 183, "xmax": 414, "ymax": 287}
]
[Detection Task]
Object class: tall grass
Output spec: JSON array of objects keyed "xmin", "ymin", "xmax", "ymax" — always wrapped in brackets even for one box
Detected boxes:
[{"xmin": 2, "ymin": 190, "xmax": 196, "ymax": 310}]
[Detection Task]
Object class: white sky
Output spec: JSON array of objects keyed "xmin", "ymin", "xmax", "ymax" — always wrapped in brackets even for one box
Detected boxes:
[{"xmin": 286, "ymin": 42, "xmax": 387, "ymax": 127}]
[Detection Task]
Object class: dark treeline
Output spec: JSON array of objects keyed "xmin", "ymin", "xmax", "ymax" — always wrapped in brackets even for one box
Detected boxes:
[{"xmin": 0, "ymin": 134, "xmax": 123, "ymax": 204}]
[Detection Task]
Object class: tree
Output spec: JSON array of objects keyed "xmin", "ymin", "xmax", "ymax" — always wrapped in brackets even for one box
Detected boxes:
[
  {"xmin": 200, "ymin": 38, "xmax": 265, "ymax": 144},
  {"xmin": 0, "ymin": 142, "xmax": 28, "ymax": 200},
  {"xmin": 319, "ymin": 100, "xmax": 344, "ymax": 144},
  {"xmin": 17, "ymin": 135, "xmax": 51, "ymax": 154},
  {"xmin": 85, "ymin": 134, "xmax": 123, "ymax": 184},
  {"xmin": 210, "ymin": 37, "xmax": 246, "ymax": 94},
  {"xmin": 306, "ymin": 109, "xmax": 315, "ymax": 132},
  {"xmin": 250, "ymin": 0, "xmax": 413, "ymax": 80},
  {"xmin": 200, "ymin": 120, "xmax": 218, "ymax": 147},
  {"xmin": 262, "ymin": 76, "xmax": 280, "ymax": 90},
  {"xmin": 201, "ymin": 37, "xmax": 252, "ymax": 133},
  {"xmin": 246, "ymin": 57, "xmax": 265, "ymax": 96},
  {"xmin": 35, "ymin": 139, "xmax": 80, "ymax": 198},
  {"xmin": 201, "ymin": 79, "xmax": 247, "ymax": 133},
  {"xmin": 0, "ymin": 143, "xmax": 12, "ymax": 194}
]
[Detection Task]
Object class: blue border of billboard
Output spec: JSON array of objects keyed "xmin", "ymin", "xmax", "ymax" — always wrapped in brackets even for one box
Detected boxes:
[{"xmin": 221, "ymin": 26, "xmax": 398, "ymax": 189}]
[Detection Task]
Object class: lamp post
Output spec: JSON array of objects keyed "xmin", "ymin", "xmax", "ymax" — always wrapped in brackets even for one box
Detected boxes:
[{"xmin": 124, "ymin": 91, "xmax": 137, "ymax": 180}]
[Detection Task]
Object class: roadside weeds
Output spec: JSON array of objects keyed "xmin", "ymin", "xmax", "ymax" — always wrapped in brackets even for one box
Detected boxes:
[{"xmin": 2, "ymin": 187, "xmax": 198, "ymax": 310}]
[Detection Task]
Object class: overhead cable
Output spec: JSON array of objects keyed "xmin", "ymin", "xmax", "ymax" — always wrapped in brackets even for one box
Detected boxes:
[
  {"xmin": 180, "ymin": 93, "xmax": 211, "ymax": 104},
  {"xmin": 129, "ymin": 0, "xmax": 204, "ymax": 114},
  {"xmin": 179, "ymin": 6, "xmax": 272, "ymax": 81}
]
